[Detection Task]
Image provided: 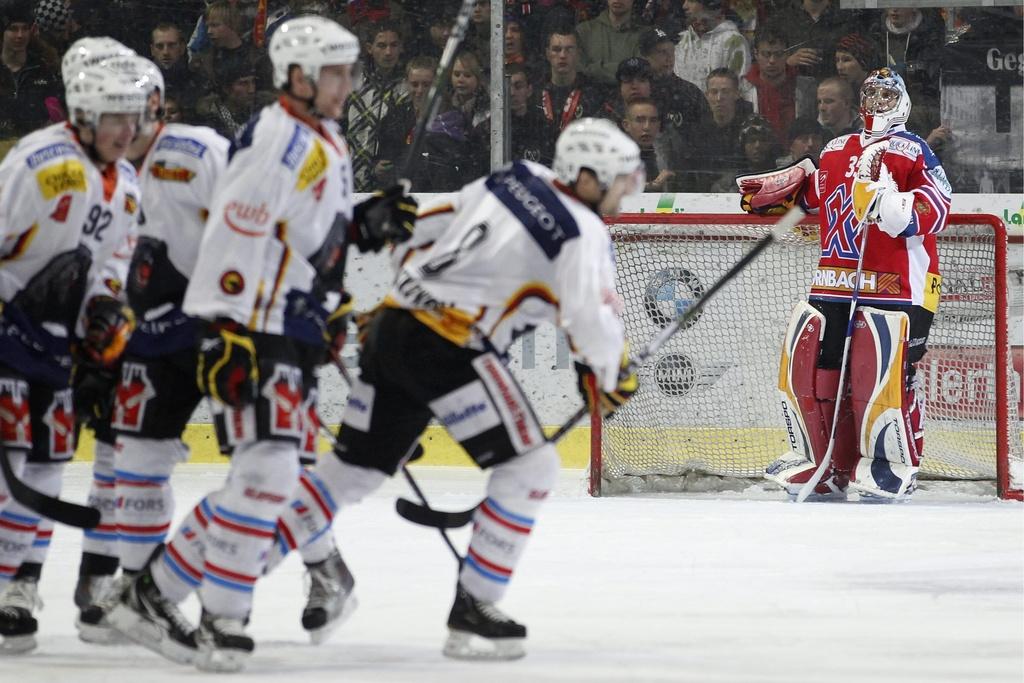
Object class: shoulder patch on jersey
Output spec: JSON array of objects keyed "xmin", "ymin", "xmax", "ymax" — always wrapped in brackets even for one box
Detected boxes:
[
  {"xmin": 926, "ymin": 164, "xmax": 952, "ymax": 196},
  {"xmin": 25, "ymin": 142, "xmax": 78, "ymax": 169},
  {"xmin": 156, "ymin": 135, "xmax": 209, "ymax": 158},
  {"xmin": 296, "ymin": 139, "xmax": 327, "ymax": 191},
  {"xmin": 219, "ymin": 270, "xmax": 245, "ymax": 295},
  {"xmin": 822, "ymin": 135, "xmax": 853, "ymax": 154},
  {"xmin": 485, "ymin": 161, "xmax": 580, "ymax": 260},
  {"xmin": 124, "ymin": 192, "xmax": 138, "ymax": 215},
  {"xmin": 35, "ymin": 160, "xmax": 87, "ymax": 199},
  {"xmin": 281, "ymin": 125, "xmax": 310, "ymax": 170},
  {"xmin": 885, "ymin": 133, "xmax": 922, "ymax": 162},
  {"xmin": 149, "ymin": 160, "xmax": 196, "ymax": 182}
]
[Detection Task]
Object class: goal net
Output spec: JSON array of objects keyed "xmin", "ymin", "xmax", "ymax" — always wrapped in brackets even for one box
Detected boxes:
[{"xmin": 595, "ymin": 213, "xmax": 1023, "ymax": 500}]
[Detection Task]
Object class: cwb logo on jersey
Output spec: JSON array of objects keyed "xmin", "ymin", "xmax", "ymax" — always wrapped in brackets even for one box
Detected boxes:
[
  {"xmin": 112, "ymin": 363, "xmax": 157, "ymax": 432},
  {"xmin": 0, "ymin": 378, "xmax": 31, "ymax": 448},
  {"xmin": 822, "ymin": 184, "xmax": 859, "ymax": 259},
  {"xmin": 262, "ymin": 364, "xmax": 304, "ymax": 438},
  {"xmin": 43, "ymin": 389, "xmax": 75, "ymax": 457}
]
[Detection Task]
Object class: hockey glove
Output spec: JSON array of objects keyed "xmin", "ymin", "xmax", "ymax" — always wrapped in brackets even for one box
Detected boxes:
[
  {"xmin": 71, "ymin": 362, "xmax": 119, "ymax": 424},
  {"xmin": 866, "ymin": 166, "xmax": 916, "ymax": 237},
  {"xmin": 197, "ymin": 319, "xmax": 259, "ymax": 408},
  {"xmin": 322, "ymin": 292, "xmax": 354, "ymax": 362},
  {"xmin": 79, "ymin": 295, "xmax": 136, "ymax": 367},
  {"xmin": 575, "ymin": 350, "xmax": 639, "ymax": 419},
  {"xmin": 350, "ymin": 183, "xmax": 417, "ymax": 252},
  {"xmin": 736, "ymin": 157, "xmax": 816, "ymax": 216}
]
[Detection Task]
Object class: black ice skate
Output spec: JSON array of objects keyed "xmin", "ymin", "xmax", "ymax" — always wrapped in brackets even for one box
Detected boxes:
[
  {"xmin": 108, "ymin": 568, "xmax": 198, "ymax": 664},
  {"xmin": 301, "ymin": 548, "xmax": 358, "ymax": 645},
  {"xmin": 443, "ymin": 583, "xmax": 526, "ymax": 661},
  {"xmin": 75, "ymin": 573, "xmax": 131, "ymax": 644},
  {"xmin": 195, "ymin": 609, "xmax": 254, "ymax": 672},
  {"xmin": 0, "ymin": 577, "xmax": 42, "ymax": 654}
]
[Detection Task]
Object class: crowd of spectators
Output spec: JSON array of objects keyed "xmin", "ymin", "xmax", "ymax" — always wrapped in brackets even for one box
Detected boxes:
[{"xmin": 1, "ymin": 0, "xmax": 1021, "ymax": 192}]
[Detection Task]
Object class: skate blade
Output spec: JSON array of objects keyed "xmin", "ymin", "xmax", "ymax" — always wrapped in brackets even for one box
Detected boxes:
[
  {"xmin": 847, "ymin": 483, "xmax": 912, "ymax": 503},
  {"xmin": 307, "ymin": 594, "xmax": 359, "ymax": 646},
  {"xmin": 108, "ymin": 604, "xmax": 198, "ymax": 665},
  {"xmin": 0, "ymin": 634, "xmax": 37, "ymax": 654},
  {"xmin": 196, "ymin": 646, "xmax": 250, "ymax": 672},
  {"xmin": 443, "ymin": 630, "xmax": 525, "ymax": 661},
  {"xmin": 76, "ymin": 617, "xmax": 129, "ymax": 645}
]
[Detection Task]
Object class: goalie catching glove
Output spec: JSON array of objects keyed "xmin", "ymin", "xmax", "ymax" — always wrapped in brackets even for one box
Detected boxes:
[
  {"xmin": 197, "ymin": 319, "xmax": 259, "ymax": 408},
  {"xmin": 350, "ymin": 183, "xmax": 417, "ymax": 252},
  {"xmin": 736, "ymin": 157, "xmax": 816, "ymax": 215},
  {"xmin": 575, "ymin": 349, "xmax": 639, "ymax": 418}
]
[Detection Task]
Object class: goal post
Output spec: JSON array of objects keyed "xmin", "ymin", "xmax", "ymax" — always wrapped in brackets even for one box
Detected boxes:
[{"xmin": 592, "ymin": 213, "xmax": 1023, "ymax": 500}]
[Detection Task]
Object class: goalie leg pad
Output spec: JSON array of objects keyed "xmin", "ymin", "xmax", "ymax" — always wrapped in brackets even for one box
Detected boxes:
[
  {"xmin": 848, "ymin": 307, "xmax": 919, "ymax": 500},
  {"xmin": 115, "ymin": 437, "xmax": 186, "ymax": 572}
]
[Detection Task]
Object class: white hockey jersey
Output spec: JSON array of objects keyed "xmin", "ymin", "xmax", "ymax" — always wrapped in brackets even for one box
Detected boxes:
[
  {"xmin": 386, "ymin": 161, "xmax": 626, "ymax": 392},
  {"xmin": 0, "ymin": 122, "xmax": 139, "ymax": 339},
  {"xmin": 182, "ymin": 99, "xmax": 353, "ymax": 343}
]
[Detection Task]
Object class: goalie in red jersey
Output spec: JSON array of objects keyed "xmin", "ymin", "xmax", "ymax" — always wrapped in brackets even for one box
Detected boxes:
[{"xmin": 737, "ymin": 68, "xmax": 952, "ymax": 501}]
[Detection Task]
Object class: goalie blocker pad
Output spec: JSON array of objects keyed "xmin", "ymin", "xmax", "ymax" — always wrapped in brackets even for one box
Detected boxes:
[
  {"xmin": 848, "ymin": 307, "xmax": 921, "ymax": 500},
  {"xmin": 769, "ymin": 302, "xmax": 856, "ymax": 493},
  {"xmin": 736, "ymin": 157, "xmax": 816, "ymax": 216}
]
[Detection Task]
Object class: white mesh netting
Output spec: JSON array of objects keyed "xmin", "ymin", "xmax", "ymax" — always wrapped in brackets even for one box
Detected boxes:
[{"xmin": 599, "ymin": 215, "xmax": 1023, "ymax": 498}]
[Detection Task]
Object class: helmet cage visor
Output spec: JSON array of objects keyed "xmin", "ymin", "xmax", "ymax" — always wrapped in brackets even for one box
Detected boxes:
[{"xmin": 860, "ymin": 83, "xmax": 900, "ymax": 116}]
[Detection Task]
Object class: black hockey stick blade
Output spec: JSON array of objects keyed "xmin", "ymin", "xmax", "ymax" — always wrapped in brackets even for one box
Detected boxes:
[
  {"xmin": 0, "ymin": 443, "xmax": 101, "ymax": 529},
  {"xmin": 395, "ymin": 497, "xmax": 477, "ymax": 529}
]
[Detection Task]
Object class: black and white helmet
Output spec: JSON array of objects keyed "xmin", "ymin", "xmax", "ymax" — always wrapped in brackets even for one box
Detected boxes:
[
  {"xmin": 269, "ymin": 15, "xmax": 360, "ymax": 89},
  {"xmin": 553, "ymin": 118, "xmax": 644, "ymax": 190}
]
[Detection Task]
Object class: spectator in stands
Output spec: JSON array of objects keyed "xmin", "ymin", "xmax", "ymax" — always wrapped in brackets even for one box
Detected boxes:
[
  {"xmin": 639, "ymin": 25, "xmax": 709, "ymax": 165},
  {"xmin": 414, "ymin": 5, "xmax": 454, "ymax": 62},
  {"xmin": 163, "ymin": 91, "xmax": 185, "ymax": 124},
  {"xmin": 345, "ymin": 19, "xmax": 407, "ymax": 191},
  {"xmin": 507, "ymin": 63, "xmax": 552, "ymax": 165},
  {"xmin": 742, "ymin": 26, "xmax": 815, "ymax": 143},
  {"xmin": 576, "ymin": 0, "xmax": 643, "ymax": 86},
  {"xmin": 833, "ymin": 33, "xmax": 878, "ymax": 91},
  {"xmin": 151, "ymin": 23, "xmax": 203, "ymax": 120},
  {"xmin": 191, "ymin": 1, "xmax": 273, "ymax": 95},
  {"xmin": 620, "ymin": 97, "xmax": 679, "ymax": 192},
  {"xmin": 605, "ymin": 56, "xmax": 655, "ymax": 122},
  {"xmin": 33, "ymin": 0, "xmax": 72, "ymax": 54},
  {"xmin": 535, "ymin": 26, "xmax": 609, "ymax": 160},
  {"xmin": 375, "ymin": 55, "xmax": 436, "ymax": 187},
  {"xmin": 504, "ymin": 15, "xmax": 541, "ymax": 79},
  {"xmin": 816, "ymin": 76, "xmax": 860, "ymax": 140},
  {"xmin": 195, "ymin": 60, "xmax": 258, "ymax": 141},
  {"xmin": 0, "ymin": 1, "xmax": 62, "ymax": 140},
  {"xmin": 466, "ymin": 0, "xmax": 492, "ymax": 70},
  {"xmin": 674, "ymin": 0, "xmax": 751, "ymax": 92},
  {"xmin": 770, "ymin": 0, "xmax": 867, "ymax": 80},
  {"xmin": 690, "ymin": 67, "xmax": 753, "ymax": 189},
  {"xmin": 776, "ymin": 116, "xmax": 826, "ymax": 166},
  {"xmin": 737, "ymin": 115, "xmax": 779, "ymax": 173}
]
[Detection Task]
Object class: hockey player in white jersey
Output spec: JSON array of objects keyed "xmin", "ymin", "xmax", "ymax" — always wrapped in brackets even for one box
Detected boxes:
[
  {"xmin": 252, "ymin": 118, "xmax": 643, "ymax": 660},
  {"xmin": 108, "ymin": 17, "xmax": 416, "ymax": 671},
  {"xmin": 0, "ymin": 57, "xmax": 146, "ymax": 653},
  {"xmin": 73, "ymin": 54, "xmax": 353, "ymax": 648}
]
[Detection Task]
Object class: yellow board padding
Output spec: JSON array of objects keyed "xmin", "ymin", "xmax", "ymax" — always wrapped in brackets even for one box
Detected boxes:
[{"xmin": 71, "ymin": 423, "xmax": 593, "ymax": 469}]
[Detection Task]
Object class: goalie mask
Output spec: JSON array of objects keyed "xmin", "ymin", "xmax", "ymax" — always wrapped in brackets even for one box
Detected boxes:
[{"xmin": 859, "ymin": 68, "xmax": 911, "ymax": 144}]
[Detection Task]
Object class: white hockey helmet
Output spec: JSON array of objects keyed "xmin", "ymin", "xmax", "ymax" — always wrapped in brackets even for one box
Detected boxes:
[
  {"xmin": 65, "ymin": 63, "xmax": 148, "ymax": 129},
  {"xmin": 859, "ymin": 67, "xmax": 911, "ymax": 143},
  {"xmin": 553, "ymin": 117, "xmax": 644, "ymax": 190},
  {"xmin": 61, "ymin": 36, "xmax": 135, "ymax": 85},
  {"xmin": 269, "ymin": 15, "xmax": 360, "ymax": 90}
]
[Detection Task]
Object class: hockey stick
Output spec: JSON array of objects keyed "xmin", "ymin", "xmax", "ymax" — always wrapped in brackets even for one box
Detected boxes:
[
  {"xmin": 794, "ymin": 217, "xmax": 871, "ymax": 503},
  {"xmin": 0, "ymin": 441, "xmax": 101, "ymax": 529},
  {"xmin": 398, "ymin": 207, "xmax": 809, "ymax": 528}
]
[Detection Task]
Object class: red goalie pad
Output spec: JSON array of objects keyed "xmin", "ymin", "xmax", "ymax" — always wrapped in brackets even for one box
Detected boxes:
[{"xmin": 737, "ymin": 157, "xmax": 817, "ymax": 216}]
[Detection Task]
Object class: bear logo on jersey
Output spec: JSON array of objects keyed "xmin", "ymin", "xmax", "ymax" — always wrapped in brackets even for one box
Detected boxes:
[
  {"xmin": 112, "ymin": 363, "xmax": 158, "ymax": 432},
  {"xmin": 0, "ymin": 378, "xmax": 31, "ymax": 448},
  {"xmin": 219, "ymin": 270, "xmax": 245, "ymax": 295},
  {"xmin": 43, "ymin": 389, "xmax": 75, "ymax": 457},
  {"xmin": 262, "ymin": 364, "xmax": 304, "ymax": 438}
]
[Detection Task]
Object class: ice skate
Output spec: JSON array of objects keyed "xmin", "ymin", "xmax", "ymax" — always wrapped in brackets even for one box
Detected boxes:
[
  {"xmin": 443, "ymin": 583, "xmax": 526, "ymax": 661},
  {"xmin": 765, "ymin": 452, "xmax": 848, "ymax": 501},
  {"xmin": 301, "ymin": 548, "xmax": 358, "ymax": 645},
  {"xmin": 195, "ymin": 609, "xmax": 254, "ymax": 672},
  {"xmin": 0, "ymin": 577, "xmax": 42, "ymax": 654},
  {"xmin": 108, "ymin": 568, "xmax": 198, "ymax": 664},
  {"xmin": 75, "ymin": 573, "xmax": 132, "ymax": 644}
]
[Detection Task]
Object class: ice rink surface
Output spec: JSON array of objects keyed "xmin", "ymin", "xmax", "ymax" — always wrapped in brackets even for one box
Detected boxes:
[{"xmin": 3, "ymin": 463, "xmax": 1022, "ymax": 683}]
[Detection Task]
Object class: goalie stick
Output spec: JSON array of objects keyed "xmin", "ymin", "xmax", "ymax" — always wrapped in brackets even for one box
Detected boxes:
[
  {"xmin": 398, "ymin": 207, "xmax": 809, "ymax": 527},
  {"xmin": 0, "ymin": 442, "xmax": 101, "ymax": 529}
]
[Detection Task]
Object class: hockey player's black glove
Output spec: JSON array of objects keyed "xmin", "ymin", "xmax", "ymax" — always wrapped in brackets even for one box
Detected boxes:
[
  {"xmin": 574, "ymin": 350, "xmax": 639, "ymax": 419},
  {"xmin": 79, "ymin": 295, "xmax": 136, "ymax": 367},
  {"xmin": 350, "ymin": 183, "xmax": 417, "ymax": 252},
  {"xmin": 322, "ymin": 292, "xmax": 354, "ymax": 363},
  {"xmin": 72, "ymin": 362, "xmax": 120, "ymax": 424},
  {"xmin": 197, "ymin": 319, "xmax": 259, "ymax": 408}
]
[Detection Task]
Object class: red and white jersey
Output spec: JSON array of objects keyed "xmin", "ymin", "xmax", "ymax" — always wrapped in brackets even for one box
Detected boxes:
[
  {"xmin": 800, "ymin": 130, "xmax": 952, "ymax": 311},
  {"xmin": 137, "ymin": 122, "xmax": 229, "ymax": 279},
  {"xmin": 0, "ymin": 122, "xmax": 139, "ymax": 336},
  {"xmin": 182, "ymin": 98, "xmax": 353, "ymax": 333},
  {"xmin": 387, "ymin": 161, "xmax": 626, "ymax": 392}
]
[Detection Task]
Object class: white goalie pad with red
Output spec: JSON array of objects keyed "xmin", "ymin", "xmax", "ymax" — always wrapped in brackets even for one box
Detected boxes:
[
  {"xmin": 848, "ymin": 307, "xmax": 921, "ymax": 499},
  {"xmin": 736, "ymin": 157, "xmax": 817, "ymax": 215}
]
